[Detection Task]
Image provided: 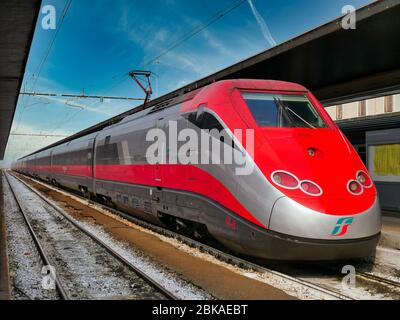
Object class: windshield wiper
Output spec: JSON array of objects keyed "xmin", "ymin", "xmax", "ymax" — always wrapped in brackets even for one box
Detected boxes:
[
  {"xmin": 286, "ymin": 107, "xmax": 316, "ymax": 129},
  {"xmin": 274, "ymin": 97, "xmax": 292, "ymax": 127},
  {"xmin": 275, "ymin": 97, "xmax": 316, "ymax": 129}
]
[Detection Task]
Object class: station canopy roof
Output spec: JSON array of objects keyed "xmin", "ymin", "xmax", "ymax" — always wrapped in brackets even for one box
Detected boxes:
[{"xmin": 0, "ymin": 0, "xmax": 41, "ymax": 159}]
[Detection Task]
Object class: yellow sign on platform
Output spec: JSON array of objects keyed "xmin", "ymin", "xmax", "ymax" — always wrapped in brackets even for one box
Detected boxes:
[{"xmin": 373, "ymin": 144, "xmax": 400, "ymax": 176}]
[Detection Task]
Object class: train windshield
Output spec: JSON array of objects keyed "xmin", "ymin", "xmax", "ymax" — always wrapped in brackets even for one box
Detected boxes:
[{"xmin": 242, "ymin": 92, "xmax": 328, "ymax": 129}]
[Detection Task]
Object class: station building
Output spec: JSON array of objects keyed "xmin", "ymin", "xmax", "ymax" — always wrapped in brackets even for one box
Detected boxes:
[
  {"xmin": 326, "ymin": 95, "xmax": 400, "ymax": 121},
  {"xmin": 326, "ymin": 96, "xmax": 400, "ymax": 214}
]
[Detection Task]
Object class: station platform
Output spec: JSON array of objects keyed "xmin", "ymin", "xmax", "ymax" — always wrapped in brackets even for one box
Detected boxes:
[{"xmin": 380, "ymin": 213, "xmax": 400, "ymax": 250}]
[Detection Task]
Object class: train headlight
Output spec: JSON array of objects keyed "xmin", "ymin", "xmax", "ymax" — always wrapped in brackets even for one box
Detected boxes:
[
  {"xmin": 357, "ymin": 171, "xmax": 372, "ymax": 188},
  {"xmin": 347, "ymin": 180, "xmax": 363, "ymax": 195},
  {"xmin": 271, "ymin": 171, "xmax": 324, "ymax": 196},
  {"xmin": 271, "ymin": 171, "xmax": 299, "ymax": 189}
]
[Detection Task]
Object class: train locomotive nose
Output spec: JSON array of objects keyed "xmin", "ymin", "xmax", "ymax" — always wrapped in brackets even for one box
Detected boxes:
[
  {"xmin": 265, "ymin": 196, "xmax": 382, "ymax": 260},
  {"xmin": 269, "ymin": 195, "xmax": 381, "ymax": 240}
]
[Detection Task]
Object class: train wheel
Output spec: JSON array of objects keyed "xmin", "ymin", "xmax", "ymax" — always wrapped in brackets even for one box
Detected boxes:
[{"xmin": 80, "ymin": 187, "xmax": 90, "ymax": 199}]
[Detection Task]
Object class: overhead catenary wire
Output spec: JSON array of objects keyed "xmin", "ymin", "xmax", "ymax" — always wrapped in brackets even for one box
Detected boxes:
[
  {"xmin": 49, "ymin": 100, "xmax": 76, "ymax": 134},
  {"xmin": 50, "ymin": 108, "xmax": 83, "ymax": 134},
  {"xmin": 141, "ymin": 0, "xmax": 247, "ymax": 68},
  {"xmin": 17, "ymin": 91, "xmax": 146, "ymax": 133},
  {"xmin": 10, "ymin": 133, "xmax": 69, "ymax": 138},
  {"xmin": 15, "ymin": 0, "xmax": 73, "ymax": 133},
  {"xmin": 20, "ymin": 91, "xmax": 145, "ymax": 101},
  {"xmin": 14, "ymin": 82, "xmax": 29, "ymax": 133},
  {"xmin": 105, "ymin": 0, "xmax": 247, "ymax": 92},
  {"xmin": 30, "ymin": 0, "xmax": 73, "ymax": 91}
]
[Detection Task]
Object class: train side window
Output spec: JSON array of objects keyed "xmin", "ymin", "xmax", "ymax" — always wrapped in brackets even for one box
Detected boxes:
[
  {"xmin": 186, "ymin": 110, "xmax": 242, "ymax": 150},
  {"xmin": 96, "ymin": 135, "xmax": 120, "ymax": 165},
  {"xmin": 201, "ymin": 113, "xmax": 224, "ymax": 132},
  {"xmin": 186, "ymin": 110, "xmax": 224, "ymax": 132}
]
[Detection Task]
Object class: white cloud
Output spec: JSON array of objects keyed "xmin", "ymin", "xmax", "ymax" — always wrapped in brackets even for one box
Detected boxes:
[{"xmin": 247, "ymin": 0, "xmax": 276, "ymax": 47}]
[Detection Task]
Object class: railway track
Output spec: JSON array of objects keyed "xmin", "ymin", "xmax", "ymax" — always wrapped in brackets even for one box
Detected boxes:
[
  {"xmin": 312, "ymin": 262, "xmax": 400, "ymax": 299},
  {"xmin": 10, "ymin": 171, "xmax": 356, "ymax": 300},
  {"xmin": 0, "ymin": 171, "xmax": 11, "ymax": 300},
  {"xmin": 4, "ymin": 172, "xmax": 178, "ymax": 300},
  {"xmin": 4, "ymin": 173, "xmax": 69, "ymax": 300}
]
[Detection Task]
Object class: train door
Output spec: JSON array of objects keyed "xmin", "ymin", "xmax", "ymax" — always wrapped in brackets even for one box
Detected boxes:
[
  {"xmin": 86, "ymin": 138, "xmax": 95, "ymax": 193},
  {"xmin": 49, "ymin": 150, "xmax": 54, "ymax": 179},
  {"xmin": 154, "ymin": 118, "xmax": 165, "ymax": 184},
  {"xmin": 33, "ymin": 155, "xmax": 37, "ymax": 176}
]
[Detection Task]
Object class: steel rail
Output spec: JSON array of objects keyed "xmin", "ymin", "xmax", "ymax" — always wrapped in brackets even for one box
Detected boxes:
[
  {"xmin": 9, "ymin": 172, "xmax": 179, "ymax": 300},
  {"xmin": 356, "ymin": 271, "xmax": 400, "ymax": 289}
]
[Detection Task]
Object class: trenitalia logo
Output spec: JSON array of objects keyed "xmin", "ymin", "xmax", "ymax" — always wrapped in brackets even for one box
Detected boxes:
[{"xmin": 331, "ymin": 217, "xmax": 354, "ymax": 236}]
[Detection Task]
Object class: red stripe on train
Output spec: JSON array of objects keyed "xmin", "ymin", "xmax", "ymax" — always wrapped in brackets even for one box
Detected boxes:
[{"xmin": 27, "ymin": 164, "xmax": 265, "ymax": 228}]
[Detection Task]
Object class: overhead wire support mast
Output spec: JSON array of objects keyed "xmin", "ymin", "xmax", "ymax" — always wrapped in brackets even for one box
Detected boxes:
[{"xmin": 19, "ymin": 92, "xmax": 145, "ymax": 101}]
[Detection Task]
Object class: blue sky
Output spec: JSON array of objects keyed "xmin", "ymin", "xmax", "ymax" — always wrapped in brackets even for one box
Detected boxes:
[{"xmin": 2, "ymin": 0, "xmax": 372, "ymax": 166}]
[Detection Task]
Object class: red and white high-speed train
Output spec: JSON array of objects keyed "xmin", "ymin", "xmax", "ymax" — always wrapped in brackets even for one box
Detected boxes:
[{"xmin": 12, "ymin": 80, "xmax": 381, "ymax": 260}]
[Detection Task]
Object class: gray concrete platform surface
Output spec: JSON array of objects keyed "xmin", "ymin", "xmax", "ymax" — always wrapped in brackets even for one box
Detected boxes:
[{"xmin": 380, "ymin": 214, "xmax": 400, "ymax": 250}]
